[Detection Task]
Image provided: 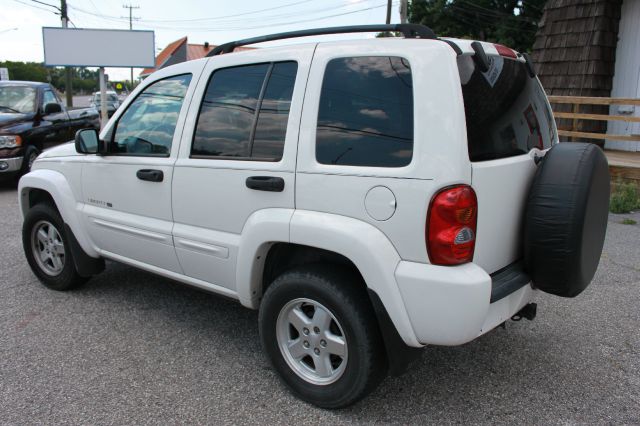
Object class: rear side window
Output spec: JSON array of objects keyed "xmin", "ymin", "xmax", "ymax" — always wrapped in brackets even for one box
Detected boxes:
[
  {"xmin": 191, "ymin": 61, "xmax": 297, "ymax": 161},
  {"xmin": 316, "ymin": 56, "xmax": 413, "ymax": 167},
  {"xmin": 458, "ymin": 55, "xmax": 555, "ymax": 162}
]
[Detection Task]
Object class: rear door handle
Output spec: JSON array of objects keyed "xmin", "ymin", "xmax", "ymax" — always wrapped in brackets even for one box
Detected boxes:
[
  {"xmin": 136, "ymin": 169, "xmax": 164, "ymax": 182},
  {"xmin": 246, "ymin": 176, "xmax": 285, "ymax": 192}
]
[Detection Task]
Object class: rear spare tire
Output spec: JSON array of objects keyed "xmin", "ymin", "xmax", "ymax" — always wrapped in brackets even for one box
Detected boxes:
[{"xmin": 524, "ymin": 143, "xmax": 610, "ymax": 297}]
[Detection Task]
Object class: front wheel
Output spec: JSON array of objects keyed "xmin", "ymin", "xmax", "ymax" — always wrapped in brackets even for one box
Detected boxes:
[
  {"xmin": 259, "ymin": 265, "xmax": 387, "ymax": 408},
  {"xmin": 22, "ymin": 203, "xmax": 87, "ymax": 291},
  {"xmin": 21, "ymin": 146, "xmax": 39, "ymax": 175}
]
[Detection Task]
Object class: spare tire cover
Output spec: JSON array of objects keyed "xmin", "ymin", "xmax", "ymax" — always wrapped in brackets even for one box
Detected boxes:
[{"xmin": 524, "ymin": 143, "xmax": 610, "ymax": 297}]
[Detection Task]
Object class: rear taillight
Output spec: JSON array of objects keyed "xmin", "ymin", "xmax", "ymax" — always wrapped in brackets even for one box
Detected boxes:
[
  {"xmin": 427, "ymin": 185, "xmax": 478, "ymax": 266},
  {"xmin": 493, "ymin": 43, "xmax": 517, "ymax": 59}
]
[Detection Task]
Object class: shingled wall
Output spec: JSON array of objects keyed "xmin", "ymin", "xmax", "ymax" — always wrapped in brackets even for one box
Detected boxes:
[{"xmin": 531, "ymin": 0, "xmax": 623, "ymax": 139}]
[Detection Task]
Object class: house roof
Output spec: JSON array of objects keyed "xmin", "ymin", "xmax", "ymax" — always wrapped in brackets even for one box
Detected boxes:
[
  {"xmin": 140, "ymin": 37, "xmax": 255, "ymax": 77},
  {"xmin": 140, "ymin": 37, "xmax": 187, "ymax": 77}
]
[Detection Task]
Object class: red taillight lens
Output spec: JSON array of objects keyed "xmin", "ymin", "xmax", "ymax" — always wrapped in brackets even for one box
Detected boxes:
[
  {"xmin": 427, "ymin": 185, "xmax": 478, "ymax": 266},
  {"xmin": 493, "ymin": 43, "xmax": 517, "ymax": 58}
]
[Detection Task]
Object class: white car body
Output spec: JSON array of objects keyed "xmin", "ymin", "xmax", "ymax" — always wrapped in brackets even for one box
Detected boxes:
[{"xmin": 18, "ymin": 37, "xmax": 557, "ymax": 349}]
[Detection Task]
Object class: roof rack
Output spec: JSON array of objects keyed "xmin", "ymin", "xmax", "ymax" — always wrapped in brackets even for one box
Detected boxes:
[{"xmin": 206, "ymin": 24, "xmax": 437, "ymax": 57}]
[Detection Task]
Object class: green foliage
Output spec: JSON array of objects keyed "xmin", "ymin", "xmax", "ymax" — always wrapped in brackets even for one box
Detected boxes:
[
  {"xmin": 408, "ymin": 0, "xmax": 546, "ymax": 53},
  {"xmin": 621, "ymin": 218, "xmax": 637, "ymax": 225},
  {"xmin": 610, "ymin": 182, "xmax": 640, "ymax": 214},
  {"xmin": 0, "ymin": 61, "xmax": 102, "ymax": 94},
  {"xmin": 0, "ymin": 60, "xmax": 48, "ymax": 82}
]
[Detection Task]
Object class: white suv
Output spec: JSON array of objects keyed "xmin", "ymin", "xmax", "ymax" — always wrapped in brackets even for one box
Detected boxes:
[{"xmin": 18, "ymin": 25, "xmax": 610, "ymax": 408}]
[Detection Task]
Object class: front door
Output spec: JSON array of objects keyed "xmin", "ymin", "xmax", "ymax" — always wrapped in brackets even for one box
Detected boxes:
[
  {"xmin": 171, "ymin": 47, "xmax": 313, "ymax": 290},
  {"xmin": 81, "ymin": 72, "xmax": 197, "ymax": 272}
]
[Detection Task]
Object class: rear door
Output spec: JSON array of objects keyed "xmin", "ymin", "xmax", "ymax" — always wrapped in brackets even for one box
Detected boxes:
[
  {"xmin": 171, "ymin": 46, "xmax": 313, "ymax": 291},
  {"xmin": 457, "ymin": 49, "xmax": 558, "ymax": 273}
]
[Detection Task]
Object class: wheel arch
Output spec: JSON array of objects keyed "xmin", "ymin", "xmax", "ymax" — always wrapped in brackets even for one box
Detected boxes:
[
  {"xmin": 19, "ymin": 169, "xmax": 99, "ymax": 258},
  {"xmin": 236, "ymin": 209, "xmax": 422, "ymax": 349}
]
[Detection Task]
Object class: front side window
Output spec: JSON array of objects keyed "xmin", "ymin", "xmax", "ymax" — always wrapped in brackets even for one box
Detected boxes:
[
  {"xmin": 42, "ymin": 90, "xmax": 58, "ymax": 108},
  {"xmin": 110, "ymin": 74, "xmax": 191, "ymax": 156},
  {"xmin": 191, "ymin": 61, "xmax": 298, "ymax": 161},
  {"xmin": 316, "ymin": 56, "xmax": 414, "ymax": 167}
]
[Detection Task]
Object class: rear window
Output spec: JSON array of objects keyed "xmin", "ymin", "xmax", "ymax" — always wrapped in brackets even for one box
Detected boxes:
[{"xmin": 458, "ymin": 54, "xmax": 555, "ymax": 162}]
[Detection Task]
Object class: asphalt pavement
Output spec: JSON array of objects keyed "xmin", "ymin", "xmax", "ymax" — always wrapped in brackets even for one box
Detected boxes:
[{"xmin": 0, "ymin": 181, "xmax": 638, "ymax": 424}]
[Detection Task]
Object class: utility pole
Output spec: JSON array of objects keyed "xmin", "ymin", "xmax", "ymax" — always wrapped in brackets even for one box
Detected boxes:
[
  {"xmin": 399, "ymin": 0, "xmax": 408, "ymax": 24},
  {"xmin": 385, "ymin": 0, "xmax": 392, "ymax": 24},
  {"xmin": 60, "ymin": 0, "xmax": 72, "ymax": 107},
  {"xmin": 122, "ymin": 4, "xmax": 140, "ymax": 90}
]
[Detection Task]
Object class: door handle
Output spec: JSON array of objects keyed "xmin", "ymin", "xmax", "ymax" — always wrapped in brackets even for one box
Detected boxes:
[
  {"xmin": 246, "ymin": 176, "xmax": 285, "ymax": 192},
  {"xmin": 136, "ymin": 169, "xmax": 164, "ymax": 182}
]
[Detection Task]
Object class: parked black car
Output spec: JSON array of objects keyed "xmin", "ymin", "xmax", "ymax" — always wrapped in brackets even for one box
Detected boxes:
[{"xmin": 0, "ymin": 81, "xmax": 100, "ymax": 179}]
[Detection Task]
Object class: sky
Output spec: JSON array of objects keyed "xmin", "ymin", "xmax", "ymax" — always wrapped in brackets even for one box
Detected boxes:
[{"xmin": 0, "ymin": 0, "xmax": 401, "ymax": 81}]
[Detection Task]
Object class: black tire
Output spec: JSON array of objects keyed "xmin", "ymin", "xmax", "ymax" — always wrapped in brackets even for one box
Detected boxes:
[
  {"xmin": 22, "ymin": 203, "xmax": 88, "ymax": 291},
  {"xmin": 524, "ymin": 143, "xmax": 610, "ymax": 297},
  {"xmin": 259, "ymin": 265, "xmax": 387, "ymax": 408},
  {"xmin": 21, "ymin": 146, "xmax": 39, "ymax": 175}
]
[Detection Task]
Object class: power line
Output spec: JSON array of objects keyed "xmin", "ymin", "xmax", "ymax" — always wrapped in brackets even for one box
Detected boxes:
[
  {"xmin": 68, "ymin": 0, "xmax": 378, "ymax": 27},
  {"xmin": 67, "ymin": 0, "xmax": 315, "ymax": 23},
  {"xmin": 29, "ymin": 0, "xmax": 61, "ymax": 12},
  {"xmin": 139, "ymin": 0, "xmax": 316, "ymax": 23},
  {"xmin": 87, "ymin": 0, "xmax": 101, "ymax": 14},
  {"xmin": 134, "ymin": 3, "xmax": 395, "ymax": 32},
  {"xmin": 12, "ymin": 0, "xmax": 60, "ymax": 14}
]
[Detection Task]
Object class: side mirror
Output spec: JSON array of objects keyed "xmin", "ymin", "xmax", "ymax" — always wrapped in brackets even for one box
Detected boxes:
[
  {"xmin": 44, "ymin": 103, "xmax": 62, "ymax": 115},
  {"xmin": 75, "ymin": 128, "xmax": 100, "ymax": 154}
]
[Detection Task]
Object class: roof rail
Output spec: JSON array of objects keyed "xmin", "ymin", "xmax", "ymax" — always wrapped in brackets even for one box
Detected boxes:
[{"xmin": 206, "ymin": 24, "xmax": 437, "ymax": 57}]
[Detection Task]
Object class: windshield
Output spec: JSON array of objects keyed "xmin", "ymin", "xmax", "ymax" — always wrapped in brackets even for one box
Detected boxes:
[
  {"xmin": 458, "ymin": 54, "xmax": 556, "ymax": 162},
  {"xmin": 94, "ymin": 94, "xmax": 118, "ymax": 103},
  {"xmin": 0, "ymin": 85, "xmax": 37, "ymax": 113}
]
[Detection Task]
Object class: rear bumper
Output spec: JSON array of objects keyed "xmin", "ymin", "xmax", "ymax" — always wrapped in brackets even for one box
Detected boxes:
[
  {"xmin": 0, "ymin": 156, "xmax": 23, "ymax": 173},
  {"xmin": 395, "ymin": 261, "xmax": 535, "ymax": 346}
]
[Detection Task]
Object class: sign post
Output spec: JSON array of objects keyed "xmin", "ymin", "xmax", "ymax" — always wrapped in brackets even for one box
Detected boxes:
[{"xmin": 99, "ymin": 67, "xmax": 108, "ymax": 129}]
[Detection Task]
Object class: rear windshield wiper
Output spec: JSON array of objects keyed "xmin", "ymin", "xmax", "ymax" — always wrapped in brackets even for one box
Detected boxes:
[{"xmin": 0, "ymin": 106, "xmax": 21, "ymax": 113}]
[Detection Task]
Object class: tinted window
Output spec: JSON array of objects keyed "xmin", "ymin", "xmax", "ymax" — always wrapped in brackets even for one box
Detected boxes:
[
  {"xmin": 192, "ymin": 61, "xmax": 297, "ymax": 160},
  {"xmin": 316, "ymin": 56, "xmax": 413, "ymax": 167},
  {"xmin": 111, "ymin": 74, "xmax": 191, "ymax": 156},
  {"xmin": 252, "ymin": 62, "xmax": 297, "ymax": 160},
  {"xmin": 457, "ymin": 55, "xmax": 555, "ymax": 161}
]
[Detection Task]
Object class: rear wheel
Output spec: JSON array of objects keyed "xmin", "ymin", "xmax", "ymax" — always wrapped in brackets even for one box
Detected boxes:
[
  {"xmin": 22, "ymin": 203, "xmax": 87, "ymax": 291},
  {"xmin": 259, "ymin": 265, "xmax": 387, "ymax": 408}
]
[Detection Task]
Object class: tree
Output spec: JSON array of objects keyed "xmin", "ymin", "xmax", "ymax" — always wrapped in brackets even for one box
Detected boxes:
[
  {"xmin": 0, "ymin": 62, "xmax": 100, "ymax": 94},
  {"xmin": 408, "ymin": 0, "xmax": 546, "ymax": 53}
]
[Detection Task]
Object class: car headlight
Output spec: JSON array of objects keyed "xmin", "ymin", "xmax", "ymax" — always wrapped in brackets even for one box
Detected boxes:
[{"xmin": 0, "ymin": 135, "xmax": 22, "ymax": 149}]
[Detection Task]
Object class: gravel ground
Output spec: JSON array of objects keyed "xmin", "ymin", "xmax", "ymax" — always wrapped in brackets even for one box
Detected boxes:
[{"xmin": 0, "ymin": 181, "xmax": 638, "ymax": 425}]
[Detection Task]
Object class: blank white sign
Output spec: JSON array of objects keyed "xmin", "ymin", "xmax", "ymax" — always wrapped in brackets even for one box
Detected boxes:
[{"xmin": 43, "ymin": 27, "xmax": 155, "ymax": 67}]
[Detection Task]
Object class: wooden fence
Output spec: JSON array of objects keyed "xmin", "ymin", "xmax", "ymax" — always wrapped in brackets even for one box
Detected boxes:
[{"xmin": 548, "ymin": 96, "xmax": 640, "ymax": 143}]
